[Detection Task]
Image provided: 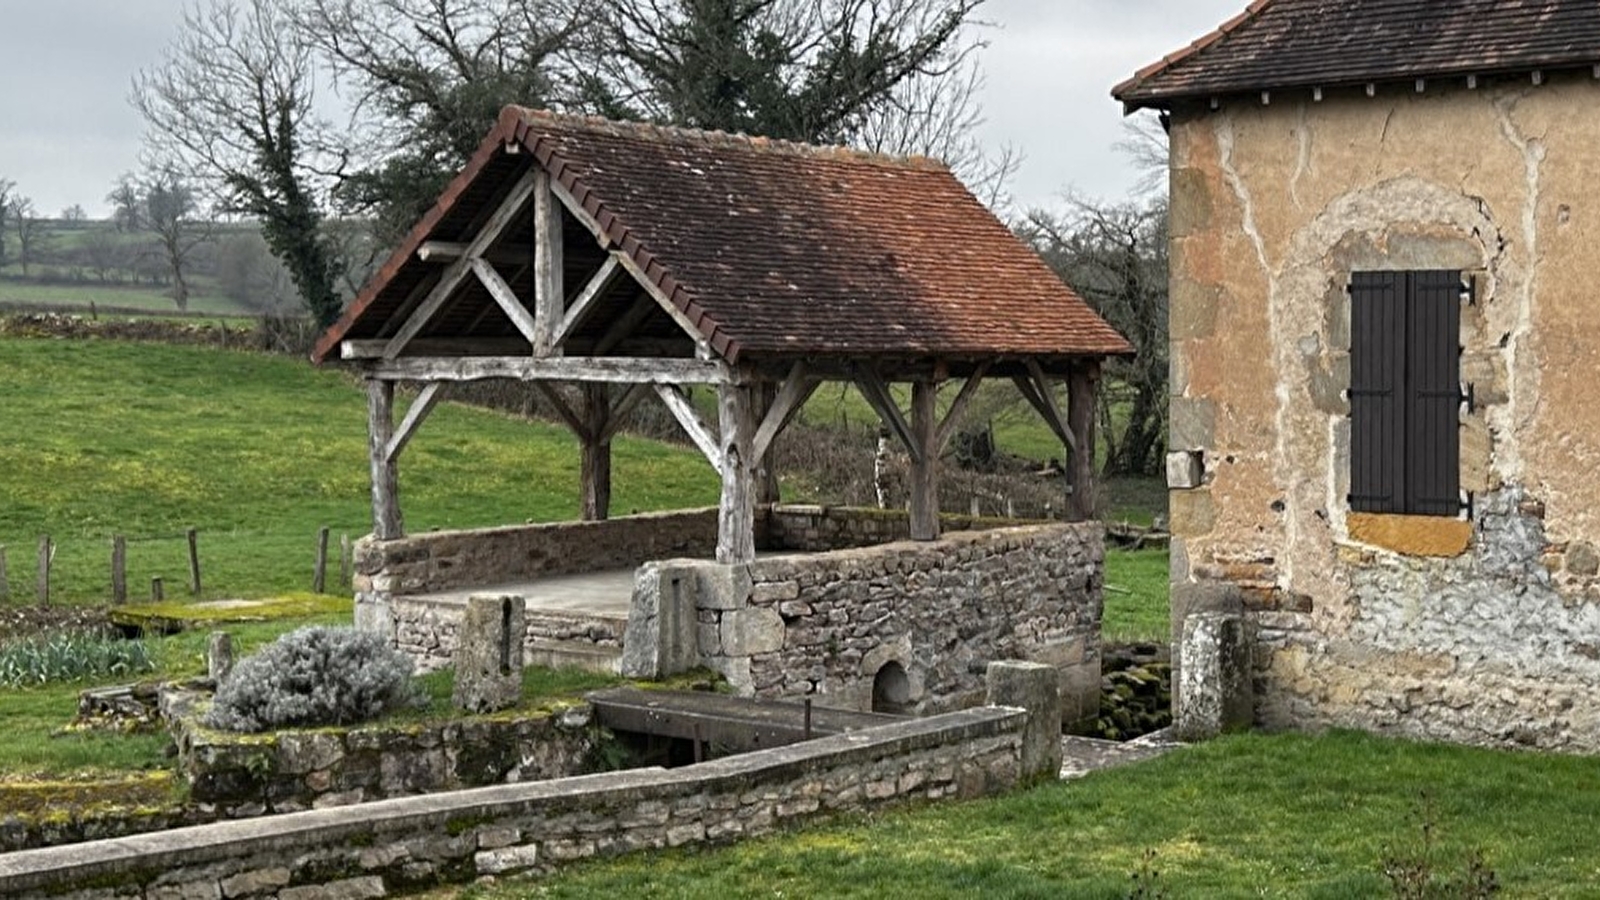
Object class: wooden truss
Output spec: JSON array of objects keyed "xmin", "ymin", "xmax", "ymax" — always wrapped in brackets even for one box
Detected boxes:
[{"xmin": 351, "ymin": 150, "xmax": 1103, "ymax": 562}]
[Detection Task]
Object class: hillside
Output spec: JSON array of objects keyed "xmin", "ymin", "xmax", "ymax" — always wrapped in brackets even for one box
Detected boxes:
[{"xmin": 0, "ymin": 337, "xmax": 720, "ymax": 604}]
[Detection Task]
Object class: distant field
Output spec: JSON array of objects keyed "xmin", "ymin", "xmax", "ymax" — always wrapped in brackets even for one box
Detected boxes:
[
  {"xmin": 0, "ymin": 337, "xmax": 720, "ymax": 605},
  {"xmin": 0, "ymin": 279, "xmax": 250, "ymax": 316}
]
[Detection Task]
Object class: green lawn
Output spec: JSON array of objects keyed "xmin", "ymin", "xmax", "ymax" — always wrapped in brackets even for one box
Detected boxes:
[
  {"xmin": 0, "ymin": 337, "xmax": 720, "ymax": 605},
  {"xmin": 1103, "ymin": 548, "xmax": 1169, "ymax": 643},
  {"xmin": 0, "ymin": 279, "xmax": 250, "ymax": 316},
  {"xmin": 436, "ymin": 730, "xmax": 1600, "ymax": 898}
]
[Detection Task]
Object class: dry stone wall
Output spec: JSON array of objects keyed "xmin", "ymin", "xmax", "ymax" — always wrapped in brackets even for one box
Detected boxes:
[{"xmin": 0, "ymin": 707, "xmax": 1029, "ymax": 898}]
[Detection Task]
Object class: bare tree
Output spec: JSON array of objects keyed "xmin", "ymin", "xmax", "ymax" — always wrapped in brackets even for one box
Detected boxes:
[
  {"xmin": 292, "ymin": 0, "xmax": 588, "ymax": 240},
  {"xmin": 138, "ymin": 164, "xmax": 211, "ymax": 311},
  {"xmin": 11, "ymin": 197, "xmax": 48, "ymax": 278},
  {"xmin": 133, "ymin": 0, "xmax": 345, "ymax": 325},
  {"xmin": 1021, "ymin": 196, "xmax": 1169, "ymax": 476},
  {"xmin": 107, "ymin": 176, "xmax": 143, "ymax": 232},
  {"xmin": 60, "ymin": 204, "xmax": 88, "ymax": 224},
  {"xmin": 81, "ymin": 228, "xmax": 128, "ymax": 284},
  {"xmin": 0, "ymin": 178, "xmax": 13, "ymax": 268}
]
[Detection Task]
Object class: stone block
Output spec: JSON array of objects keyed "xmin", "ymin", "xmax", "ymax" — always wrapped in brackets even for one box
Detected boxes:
[
  {"xmin": 1170, "ymin": 581, "xmax": 1242, "ymax": 713},
  {"xmin": 1174, "ymin": 611, "xmax": 1254, "ymax": 741},
  {"xmin": 697, "ymin": 563, "xmax": 754, "ymax": 611},
  {"xmin": 721, "ymin": 608, "xmax": 786, "ymax": 656},
  {"xmin": 220, "ymin": 867, "xmax": 290, "ymax": 898},
  {"xmin": 1169, "ymin": 397, "xmax": 1216, "ymax": 450},
  {"xmin": 277, "ymin": 732, "xmax": 344, "ymax": 776},
  {"xmin": 206, "ymin": 632, "xmax": 234, "ymax": 683},
  {"xmin": 985, "ymin": 660, "xmax": 1062, "ymax": 780},
  {"xmin": 279, "ymin": 876, "xmax": 386, "ymax": 900},
  {"xmin": 452, "ymin": 594, "xmax": 525, "ymax": 714},
  {"xmin": 620, "ymin": 562, "xmax": 701, "ymax": 679},
  {"xmin": 1169, "ymin": 490, "xmax": 1215, "ymax": 538},
  {"xmin": 475, "ymin": 843, "xmax": 540, "ymax": 875},
  {"xmin": 1166, "ymin": 450, "xmax": 1205, "ymax": 490}
]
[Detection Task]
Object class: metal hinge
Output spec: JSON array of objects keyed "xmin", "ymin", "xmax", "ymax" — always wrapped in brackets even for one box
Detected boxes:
[
  {"xmin": 1461, "ymin": 491, "xmax": 1475, "ymax": 520},
  {"xmin": 1461, "ymin": 274, "xmax": 1478, "ymax": 306}
]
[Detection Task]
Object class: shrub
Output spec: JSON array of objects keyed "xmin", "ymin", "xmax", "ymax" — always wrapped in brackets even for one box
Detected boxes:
[
  {"xmin": 205, "ymin": 626, "xmax": 419, "ymax": 732},
  {"xmin": 0, "ymin": 630, "xmax": 156, "ymax": 687}
]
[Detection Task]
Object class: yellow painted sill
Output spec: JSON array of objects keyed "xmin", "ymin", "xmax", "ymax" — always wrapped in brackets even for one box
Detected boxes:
[{"xmin": 1347, "ymin": 512, "xmax": 1472, "ymax": 558}]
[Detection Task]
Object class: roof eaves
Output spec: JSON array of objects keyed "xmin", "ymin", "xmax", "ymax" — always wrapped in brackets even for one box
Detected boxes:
[{"xmin": 1111, "ymin": 0, "xmax": 1278, "ymax": 113}]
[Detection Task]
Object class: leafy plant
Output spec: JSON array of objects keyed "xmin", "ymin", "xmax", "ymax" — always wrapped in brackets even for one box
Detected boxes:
[
  {"xmin": 0, "ymin": 630, "xmax": 155, "ymax": 687},
  {"xmin": 205, "ymin": 626, "xmax": 419, "ymax": 732},
  {"xmin": 1127, "ymin": 847, "xmax": 1167, "ymax": 899},
  {"xmin": 1382, "ymin": 793, "xmax": 1499, "ymax": 898}
]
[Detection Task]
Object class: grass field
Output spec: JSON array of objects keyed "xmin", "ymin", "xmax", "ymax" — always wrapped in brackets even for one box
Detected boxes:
[
  {"xmin": 0, "ymin": 337, "xmax": 720, "ymax": 605},
  {"xmin": 428, "ymin": 729, "xmax": 1600, "ymax": 898},
  {"xmin": 0, "ymin": 280, "xmax": 248, "ymax": 316},
  {"xmin": 1102, "ymin": 548, "xmax": 1168, "ymax": 642}
]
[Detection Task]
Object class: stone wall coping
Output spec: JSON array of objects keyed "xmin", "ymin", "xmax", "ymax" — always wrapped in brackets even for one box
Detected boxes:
[
  {"xmin": 363, "ymin": 507, "xmax": 721, "ymax": 547},
  {"xmin": 0, "ymin": 706, "xmax": 1024, "ymax": 894},
  {"xmin": 752, "ymin": 521, "xmax": 1095, "ymax": 567}
]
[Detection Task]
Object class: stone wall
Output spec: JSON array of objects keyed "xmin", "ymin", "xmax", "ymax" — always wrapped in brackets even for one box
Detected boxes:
[
  {"xmin": 632, "ymin": 522, "xmax": 1105, "ymax": 731},
  {"xmin": 171, "ymin": 703, "xmax": 599, "ymax": 817},
  {"xmin": 393, "ymin": 595, "xmax": 626, "ymax": 673},
  {"xmin": 761, "ymin": 505, "xmax": 1030, "ymax": 552},
  {"xmin": 1165, "ymin": 71, "xmax": 1600, "ymax": 750},
  {"xmin": 0, "ymin": 706, "xmax": 1028, "ymax": 898}
]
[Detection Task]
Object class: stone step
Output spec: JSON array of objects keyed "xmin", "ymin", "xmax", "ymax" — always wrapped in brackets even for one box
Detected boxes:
[{"xmin": 526, "ymin": 639, "xmax": 622, "ymax": 675}]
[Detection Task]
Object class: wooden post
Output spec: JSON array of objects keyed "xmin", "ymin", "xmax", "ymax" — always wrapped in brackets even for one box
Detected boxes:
[
  {"xmin": 111, "ymin": 536, "xmax": 127, "ymax": 604},
  {"xmin": 0, "ymin": 543, "xmax": 8, "ymax": 602},
  {"xmin": 580, "ymin": 384, "xmax": 612, "ymax": 521},
  {"xmin": 151, "ymin": 577, "xmax": 164, "ymax": 602},
  {"xmin": 532, "ymin": 169, "xmax": 565, "ymax": 356},
  {"xmin": 367, "ymin": 379, "xmax": 403, "ymax": 539},
  {"xmin": 313, "ymin": 526, "xmax": 330, "ymax": 593},
  {"xmin": 908, "ymin": 380, "xmax": 940, "ymax": 541},
  {"xmin": 715, "ymin": 382, "xmax": 756, "ymax": 564},
  {"xmin": 1067, "ymin": 362, "xmax": 1099, "ymax": 522},
  {"xmin": 186, "ymin": 527, "xmax": 201, "ymax": 595},
  {"xmin": 339, "ymin": 533, "xmax": 352, "ymax": 589},
  {"xmin": 36, "ymin": 535, "xmax": 51, "ymax": 606}
]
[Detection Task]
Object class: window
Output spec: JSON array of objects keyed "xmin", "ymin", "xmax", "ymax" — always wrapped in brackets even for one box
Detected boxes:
[{"xmin": 1347, "ymin": 270, "xmax": 1464, "ymax": 517}]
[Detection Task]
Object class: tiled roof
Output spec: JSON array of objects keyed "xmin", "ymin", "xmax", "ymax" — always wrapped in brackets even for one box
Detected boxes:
[
  {"xmin": 312, "ymin": 107, "xmax": 1132, "ymax": 365},
  {"xmin": 1114, "ymin": 0, "xmax": 1600, "ymax": 111}
]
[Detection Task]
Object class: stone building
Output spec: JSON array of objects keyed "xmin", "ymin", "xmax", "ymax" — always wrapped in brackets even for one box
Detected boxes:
[{"xmin": 1115, "ymin": 1, "xmax": 1600, "ymax": 750}]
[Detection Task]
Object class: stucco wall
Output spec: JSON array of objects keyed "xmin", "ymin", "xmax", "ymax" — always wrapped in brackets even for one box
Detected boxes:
[{"xmin": 1166, "ymin": 73, "xmax": 1600, "ymax": 750}]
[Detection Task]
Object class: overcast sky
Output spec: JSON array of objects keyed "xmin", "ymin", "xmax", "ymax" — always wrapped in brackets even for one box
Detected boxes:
[{"xmin": 0, "ymin": 0, "xmax": 1242, "ymax": 218}]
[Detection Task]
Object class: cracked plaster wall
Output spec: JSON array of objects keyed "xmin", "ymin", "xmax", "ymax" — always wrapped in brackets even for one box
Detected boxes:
[{"xmin": 1167, "ymin": 75, "xmax": 1600, "ymax": 751}]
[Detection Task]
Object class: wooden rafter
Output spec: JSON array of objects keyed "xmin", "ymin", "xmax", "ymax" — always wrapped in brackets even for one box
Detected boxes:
[
  {"xmin": 384, "ymin": 383, "xmax": 447, "ymax": 464},
  {"xmin": 615, "ymin": 254, "xmax": 710, "ymax": 357},
  {"xmin": 417, "ymin": 241, "xmax": 532, "ymax": 266},
  {"xmin": 1013, "ymin": 362, "xmax": 1076, "ymax": 452},
  {"xmin": 365, "ymin": 356, "xmax": 733, "ymax": 384},
  {"xmin": 382, "ymin": 169, "xmax": 540, "ymax": 359},
  {"xmin": 471, "ymin": 258, "xmax": 539, "ymax": 347},
  {"xmin": 854, "ymin": 367, "xmax": 921, "ymax": 464},
  {"xmin": 653, "ymin": 384, "xmax": 724, "ymax": 477},
  {"xmin": 552, "ymin": 255, "xmax": 624, "ymax": 349},
  {"xmin": 752, "ymin": 362, "xmax": 819, "ymax": 462}
]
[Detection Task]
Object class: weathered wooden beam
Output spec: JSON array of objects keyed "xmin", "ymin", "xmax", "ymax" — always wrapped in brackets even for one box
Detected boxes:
[
  {"xmin": 384, "ymin": 383, "xmax": 446, "ymax": 464},
  {"xmin": 546, "ymin": 173, "xmax": 607, "ymax": 243},
  {"xmin": 366, "ymin": 380, "xmax": 402, "ymax": 539},
  {"xmin": 1012, "ymin": 369, "xmax": 1076, "ymax": 452},
  {"xmin": 1066, "ymin": 363, "xmax": 1099, "ymax": 522},
  {"xmin": 343, "ymin": 337, "xmax": 536, "ymax": 359},
  {"xmin": 854, "ymin": 368, "xmax": 922, "ymax": 464},
  {"xmin": 533, "ymin": 169, "xmax": 565, "ymax": 356},
  {"xmin": 752, "ymin": 362, "xmax": 820, "ymax": 462},
  {"xmin": 531, "ymin": 382, "xmax": 589, "ymax": 439},
  {"xmin": 934, "ymin": 363, "xmax": 991, "ymax": 454},
  {"xmin": 615, "ymin": 254, "xmax": 710, "ymax": 356},
  {"xmin": 552, "ymin": 255, "xmax": 623, "ymax": 349},
  {"xmin": 598, "ymin": 383, "xmax": 650, "ymax": 443},
  {"xmin": 908, "ymin": 380, "xmax": 940, "ymax": 541},
  {"xmin": 581, "ymin": 384, "xmax": 612, "ymax": 521},
  {"xmin": 471, "ymin": 258, "xmax": 539, "ymax": 347},
  {"xmin": 1025, "ymin": 360, "xmax": 1075, "ymax": 452},
  {"xmin": 716, "ymin": 382, "xmax": 757, "ymax": 564},
  {"xmin": 383, "ymin": 169, "xmax": 540, "ymax": 359},
  {"xmin": 364, "ymin": 356, "xmax": 733, "ymax": 384},
  {"xmin": 417, "ymin": 241, "xmax": 533, "ymax": 266},
  {"xmin": 653, "ymin": 384, "xmax": 724, "ymax": 476}
]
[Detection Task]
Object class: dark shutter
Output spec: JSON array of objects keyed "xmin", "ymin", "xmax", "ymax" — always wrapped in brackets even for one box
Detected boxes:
[
  {"xmin": 1349, "ymin": 272, "xmax": 1406, "ymax": 512},
  {"xmin": 1406, "ymin": 271, "xmax": 1462, "ymax": 516}
]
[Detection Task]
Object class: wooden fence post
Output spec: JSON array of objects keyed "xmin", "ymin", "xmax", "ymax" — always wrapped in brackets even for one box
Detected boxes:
[
  {"xmin": 313, "ymin": 527, "xmax": 330, "ymax": 594},
  {"xmin": 37, "ymin": 535, "xmax": 51, "ymax": 606},
  {"xmin": 339, "ymin": 533, "xmax": 352, "ymax": 589},
  {"xmin": 151, "ymin": 577, "xmax": 164, "ymax": 602},
  {"xmin": 111, "ymin": 536, "xmax": 127, "ymax": 605},
  {"xmin": 186, "ymin": 528, "xmax": 201, "ymax": 595},
  {"xmin": 0, "ymin": 543, "xmax": 8, "ymax": 602}
]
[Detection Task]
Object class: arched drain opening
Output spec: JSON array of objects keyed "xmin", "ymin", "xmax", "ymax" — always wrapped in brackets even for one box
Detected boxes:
[{"xmin": 871, "ymin": 661, "xmax": 912, "ymax": 714}]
